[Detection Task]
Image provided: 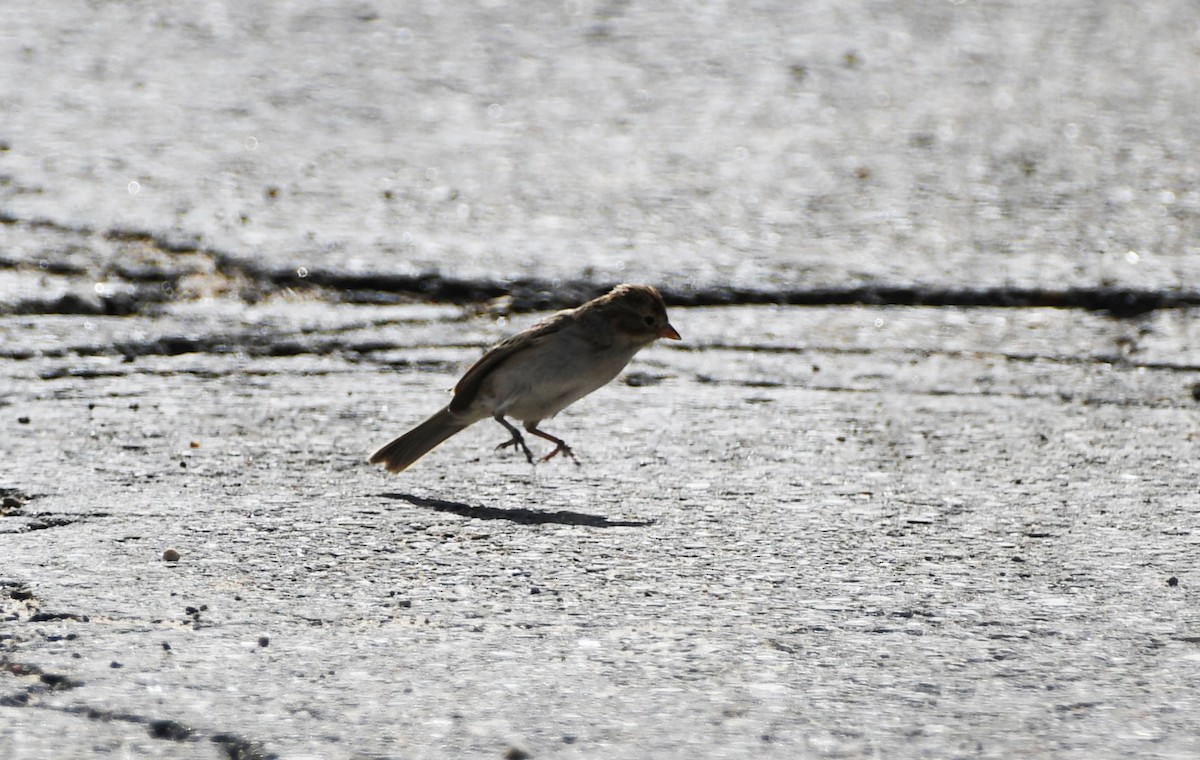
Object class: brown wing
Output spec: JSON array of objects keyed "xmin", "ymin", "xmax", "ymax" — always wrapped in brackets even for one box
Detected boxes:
[{"xmin": 448, "ymin": 311, "xmax": 574, "ymax": 413}]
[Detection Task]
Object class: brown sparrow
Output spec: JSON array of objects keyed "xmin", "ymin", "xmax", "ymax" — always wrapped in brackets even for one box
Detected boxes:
[{"xmin": 369, "ymin": 283, "xmax": 681, "ymax": 473}]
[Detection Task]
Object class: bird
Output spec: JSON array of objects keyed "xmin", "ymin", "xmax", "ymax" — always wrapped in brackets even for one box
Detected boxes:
[{"xmin": 369, "ymin": 283, "xmax": 681, "ymax": 473}]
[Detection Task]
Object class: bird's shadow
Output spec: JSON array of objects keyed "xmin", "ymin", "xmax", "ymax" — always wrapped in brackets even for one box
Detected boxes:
[{"xmin": 381, "ymin": 493, "xmax": 655, "ymax": 528}]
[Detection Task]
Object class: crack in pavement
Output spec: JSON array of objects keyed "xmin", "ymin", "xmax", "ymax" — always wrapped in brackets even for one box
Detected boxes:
[
  {"xmin": 2, "ymin": 641, "xmax": 277, "ymax": 759},
  {"xmin": 4, "ymin": 577, "xmax": 276, "ymax": 756},
  {"xmin": 4, "ymin": 213, "xmax": 1199, "ymax": 316},
  {"xmin": 686, "ymin": 342, "xmax": 1200, "ymax": 373},
  {"xmin": 6, "ymin": 316, "xmax": 1193, "ymax": 375}
]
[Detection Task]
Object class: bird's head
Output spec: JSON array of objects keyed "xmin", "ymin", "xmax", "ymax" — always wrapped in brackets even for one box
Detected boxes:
[{"xmin": 596, "ymin": 284, "xmax": 681, "ymax": 346}]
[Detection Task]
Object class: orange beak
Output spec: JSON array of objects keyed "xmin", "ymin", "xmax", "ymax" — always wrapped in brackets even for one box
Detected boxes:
[{"xmin": 658, "ymin": 323, "xmax": 681, "ymax": 340}]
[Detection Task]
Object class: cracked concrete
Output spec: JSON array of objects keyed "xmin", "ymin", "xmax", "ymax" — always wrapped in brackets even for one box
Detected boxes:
[
  {"xmin": 6, "ymin": 215, "xmax": 1200, "ymax": 318},
  {"xmin": 4, "ymin": 296, "xmax": 1200, "ymax": 758},
  {"xmin": 4, "ymin": 1, "xmax": 1200, "ymax": 758}
]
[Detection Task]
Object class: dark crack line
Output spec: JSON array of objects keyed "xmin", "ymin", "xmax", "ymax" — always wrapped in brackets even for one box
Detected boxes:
[
  {"xmin": 686, "ymin": 342, "xmax": 1200, "ymax": 373},
  {"xmin": 225, "ymin": 267, "xmax": 1200, "ymax": 318},
  {"xmin": 798, "ymin": 382, "xmax": 1194, "ymax": 410},
  {"xmin": 3, "ymin": 213, "xmax": 1198, "ymax": 317},
  {"xmin": 11, "ymin": 355, "xmax": 1196, "ymax": 410},
  {"xmin": 9, "ymin": 326, "xmax": 1198, "ymax": 375},
  {"xmin": 1, "ymin": 657, "xmax": 278, "ymax": 759}
]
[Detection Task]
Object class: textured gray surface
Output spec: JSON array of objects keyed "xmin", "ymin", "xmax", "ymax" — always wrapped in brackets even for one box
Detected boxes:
[
  {"xmin": 4, "ymin": 300, "xmax": 1200, "ymax": 759},
  {"xmin": 3, "ymin": 1, "xmax": 1200, "ymax": 758},
  {"xmin": 3, "ymin": 0, "xmax": 1200, "ymax": 291}
]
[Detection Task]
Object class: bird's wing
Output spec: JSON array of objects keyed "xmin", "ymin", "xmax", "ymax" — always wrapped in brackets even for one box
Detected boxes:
[{"xmin": 448, "ymin": 312, "xmax": 573, "ymax": 413}]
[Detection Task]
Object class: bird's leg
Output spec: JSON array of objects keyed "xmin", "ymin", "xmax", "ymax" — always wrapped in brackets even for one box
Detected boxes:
[
  {"xmin": 526, "ymin": 424, "xmax": 580, "ymax": 466},
  {"xmin": 493, "ymin": 415, "xmax": 534, "ymax": 464}
]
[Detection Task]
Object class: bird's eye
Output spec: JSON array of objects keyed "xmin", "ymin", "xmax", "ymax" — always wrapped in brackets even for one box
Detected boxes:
[{"xmin": 643, "ymin": 315, "xmax": 656, "ymax": 326}]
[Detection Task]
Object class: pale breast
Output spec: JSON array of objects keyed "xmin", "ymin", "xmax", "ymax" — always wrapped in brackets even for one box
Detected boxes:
[{"xmin": 482, "ymin": 329, "xmax": 642, "ymax": 423}]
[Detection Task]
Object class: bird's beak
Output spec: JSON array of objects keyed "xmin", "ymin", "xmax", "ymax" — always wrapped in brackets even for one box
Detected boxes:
[{"xmin": 658, "ymin": 323, "xmax": 681, "ymax": 340}]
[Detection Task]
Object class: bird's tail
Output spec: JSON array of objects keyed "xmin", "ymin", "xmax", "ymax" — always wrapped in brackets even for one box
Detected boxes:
[{"xmin": 369, "ymin": 407, "xmax": 471, "ymax": 473}]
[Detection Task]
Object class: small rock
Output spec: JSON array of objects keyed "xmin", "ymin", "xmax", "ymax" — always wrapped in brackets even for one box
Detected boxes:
[
  {"xmin": 162, "ymin": 548, "xmax": 181, "ymax": 562},
  {"xmin": 257, "ymin": 636, "xmax": 270, "ymax": 648},
  {"xmin": 1168, "ymin": 576, "xmax": 1179, "ymax": 587},
  {"xmin": 504, "ymin": 746, "xmax": 532, "ymax": 760},
  {"xmin": 17, "ymin": 416, "xmax": 30, "ymax": 425}
]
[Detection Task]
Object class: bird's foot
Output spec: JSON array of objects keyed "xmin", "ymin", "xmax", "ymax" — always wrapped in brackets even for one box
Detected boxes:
[
  {"xmin": 540, "ymin": 442, "xmax": 580, "ymax": 466},
  {"xmin": 495, "ymin": 434, "xmax": 535, "ymax": 464}
]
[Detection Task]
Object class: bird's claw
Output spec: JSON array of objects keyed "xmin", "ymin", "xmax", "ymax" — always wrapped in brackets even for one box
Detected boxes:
[
  {"xmin": 496, "ymin": 435, "xmax": 535, "ymax": 464},
  {"xmin": 540, "ymin": 443, "xmax": 580, "ymax": 466}
]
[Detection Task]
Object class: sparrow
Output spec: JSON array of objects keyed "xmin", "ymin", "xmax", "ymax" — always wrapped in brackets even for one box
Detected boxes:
[{"xmin": 369, "ymin": 283, "xmax": 681, "ymax": 473}]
